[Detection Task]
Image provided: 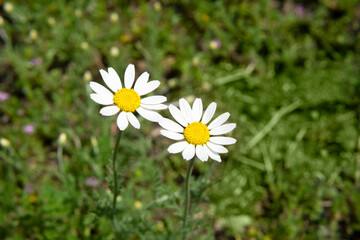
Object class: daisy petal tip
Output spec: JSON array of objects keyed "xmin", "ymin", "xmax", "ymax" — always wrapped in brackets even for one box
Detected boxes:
[
  {"xmin": 99, "ymin": 109, "xmax": 106, "ymax": 116},
  {"xmin": 119, "ymin": 125, "xmax": 127, "ymax": 131},
  {"xmin": 198, "ymin": 157, "xmax": 206, "ymax": 162},
  {"xmin": 89, "ymin": 93, "xmax": 97, "ymax": 100},
  {"xmin": 167, "ymin": 147, "xmax": 178, "ymax": 154}
]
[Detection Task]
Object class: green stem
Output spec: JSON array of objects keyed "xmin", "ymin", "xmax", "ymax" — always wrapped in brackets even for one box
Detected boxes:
[
  {"xmin": 182, "ymin": 157, "xmax": 195, "ymax": 240},
  {"xmin": 57, "ymin": 145, "xmax": 65, "ymax": 182},
  {"xmin": 112, "ymin": 130, "xmax": 122, "ymax": 211}
]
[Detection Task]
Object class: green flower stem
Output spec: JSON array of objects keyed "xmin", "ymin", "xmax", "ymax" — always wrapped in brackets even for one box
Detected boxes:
[
  {"xmin": 112, "ymin": 130, "xmax": 122, "ymax": 211},
  {"xmin": 182, "ymin": 157, "xmax": 195, "ymax": 239}
]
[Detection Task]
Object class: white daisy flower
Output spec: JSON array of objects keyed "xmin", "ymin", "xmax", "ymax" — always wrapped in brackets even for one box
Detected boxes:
[
  {"xmin": 159, "ymin": 98, "xmax": 236, "ymax": 162},
  {"xmin": 89, "ymin": 64, "xmax": 167, "ymax": 131}
]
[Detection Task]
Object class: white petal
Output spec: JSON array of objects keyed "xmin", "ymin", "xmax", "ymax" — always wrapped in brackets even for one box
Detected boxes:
[
  {"xmin": 159, "ymin": 118, "xmax": 184, "ymax": 133},
  {"xmin": 208, "ymin": 112, "xmax": 230, "ymax": 130},
  {"xmin": 168, "ymin": 104, "xmax": 188, "ymax": 127},
  {"xmin": 99, "ymin": 69, "xmax": 118, "ymax": 93},
  {"xmin": 140, "ymin": 103, "xmax": 167, "ymax": 110},
  {"xmin": 201, "ymin": 102, "xmax": 217, "ymax": 125},
  {"xmin": 141, "ymin": 96, "xmax": 167, "ymax": 105},
  {"xmin": 136, "ymin": 80, "xmax": 160, "ymax": 96},
  {"xmin": 209, "ymin": 137, "xmax": 237, "ymax": 145},
  {"xmin": 127, "ymin": 112, "xmax": 140, "ymax": 129},
  {"xmin": 124, "ymin": 64, "xmax": 135, "ymax": 89},
  {"xmin": 196, "ymin": 145, "xmax": 208, "ymax": 162},
  {"xmin": 136, "ymin": 107, "xmax": 163, "ymax": 122},
  {"xmin": 133, "ymin": 72, "xmax": 149, "ymax": 92},
  {"xmin": 179, "ymin": 98, "xmax": 193, "ymax": 124},
  {"xmin": 210, "ymin": 123, "xmax": 236, "ymax": 135},
  {"xmin": 192, "ymin": 98, "xmax": 203, "ymax": 122},
  {"xmin": 182, "ymin": 144, "xmax": 195, "ymax": 161},
  {"xmin": 90, "ymin": 93, "xmax": 113, "ymax": 105},
  {"xmin": 89, "ymin": 82, "xmax": 114, "ymax": 99},
  {"xmin": 160, "ymin": 130, "xmax": 184, "ymax": 140},
  {"xmin": 168, "ymin": 141, "xmax": 188, "ymax": 154},
  {"xmin": 116, "ymin": 111, "xmax": 128, "ymax": 131},
  {"xmin": 206, "ymin": 142, "xmax": 228, "ymax": 154},
  {"xmin": 107, "ymin": 67, "xmax": 122, "ymax": 90},
  {"xmin": 204, "ymin": 145, "xmax": 221, "ymax": 162},
  {"xmin": 99, "ymin": 106, "xmax": 120, "ymax": 116}
]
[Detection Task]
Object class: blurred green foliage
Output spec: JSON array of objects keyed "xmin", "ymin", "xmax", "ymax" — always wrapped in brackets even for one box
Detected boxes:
[{"xmin": 1, "ymin": 0, "xmax": 360, "ymax": 239}]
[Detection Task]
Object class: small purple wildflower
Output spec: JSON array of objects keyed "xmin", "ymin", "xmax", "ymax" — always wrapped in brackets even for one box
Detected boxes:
[
  {"xmin": 85, "ymin": 177, "xmax": 100, "ymax": 187},
  {"xmin": 24, "ymin": 183, "xmax": 34, "ymax": 194},
  {"xmin": 209, "ymin": 39, "xmax": 222, "ymax": 50},
  {"xmin": 295, "ymin": 5, "xmax": 304, "ymax": 16},
  {"xmin": 23, "ymin": 124, "xmax": 35, "ymax": 134},
  {"xmin": 30, "ymin": 57, "xmax": 42, "ymax": 66},
  {"xmin": 0, "ymin": 91, "xmax": 10, "ymax": 102}
]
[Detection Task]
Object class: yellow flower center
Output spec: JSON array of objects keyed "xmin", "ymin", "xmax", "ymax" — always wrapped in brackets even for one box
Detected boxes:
[
  {"xmin": 183, "ymin": 122, "xmax": 210, "ymax": 145},
  {"xmin": 113, "ymin": 89, "xmax": 140, "ymax": 112}
]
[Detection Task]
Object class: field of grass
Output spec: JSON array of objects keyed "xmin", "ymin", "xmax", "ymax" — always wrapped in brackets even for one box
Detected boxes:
[{"xmin": 1, "ymin": 0, "xmax": 360, "ymax": 239}]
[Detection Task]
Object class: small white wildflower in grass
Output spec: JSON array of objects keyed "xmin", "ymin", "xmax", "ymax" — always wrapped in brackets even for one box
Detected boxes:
[
  {"xmin": 209, "ymin": 39, "xmax": 221, "ymax": 50},
  {"xmin": 159, "ymin": 98, "xmax": 236, "ymax": 162},
  {"xmin": 185, "ymin": 95, "xmax": 195, "ymax": 104},
  {"xmin": 83, "ymin": 70, "xmax": 93, "ymax": 82},
  {"xmin": 134, "ymin": 200, "xmax": 142, "ymax": 209},
  {"xmin": 202, "ymin": 82, "xmax": 212, "ymax": 91},
  {"xmin": 90, "ymin": 136, "xmax": 98, "ymax": 148},
  {"xmin": 80, "ymin": 41, "xmax": 89, "ymax": 50},
  {"xmin": 74, "ymin": 9, "xmax": 82, "ymax": 18},
  {"xmin": 58, "ymin": 133, "xmax": 67, "ymax": 145},
  {"xmin": 110, "ymin": 46, "xmax": 119, "ymax": 57},
  {"xmin": 110, "ymin": 12, "xmax": 119, "ymax": 23},
  {"xmin": 90, "ymin": 136, "xmax": 99, "ymax": 154},
  {"xmin": 167, "ymin": 79, "xmax": 177, "ymax": 88},
  {"xmin": 156, "ymin": 221, "xmax": 165, "ymax": 231},
  {"xmin": 154, "ymin": 2, "xmax": 162, "ymax": 12},
  {"xmin": 192, "ymin": 56, "xmax": 200, "ymax": 66},
  {"xmin": 89, "ymin": 64, "xmax": 167, "ymax": 131},
  {"xmin": 4, "ymin": 2, "xmax": 14, "ymax": 13},
  {"xmin": 29, "ymin": 30, "xmax": 38, "ymax": 40},
  {"xmin": 0, "ymin": 16, "xmax": 4, "ymax": 26},
  {"xmin": 47, "ymin": 17, "xmax": 56, "ymax": 26},
  {"xmin": 0, "ymin": 138, "xmax": 11, "ymax": 148}
]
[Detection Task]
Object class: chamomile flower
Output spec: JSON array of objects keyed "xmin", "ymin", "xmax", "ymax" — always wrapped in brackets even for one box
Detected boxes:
[
  {"xmin": 89, "ymin": 64, "xmax": 167, "ymax": 131},
  {"xmin": 159, "ymin": 98, "xmax": 236, "ymax": 162}
]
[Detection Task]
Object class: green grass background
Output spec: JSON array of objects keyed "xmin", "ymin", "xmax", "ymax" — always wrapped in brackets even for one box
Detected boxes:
[{"xmin": 1, "ymin": 0, "xmax": 360, "ymax": 239}]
